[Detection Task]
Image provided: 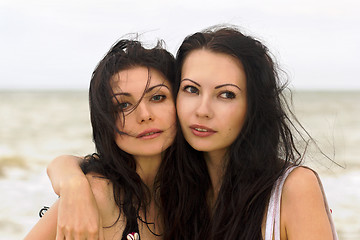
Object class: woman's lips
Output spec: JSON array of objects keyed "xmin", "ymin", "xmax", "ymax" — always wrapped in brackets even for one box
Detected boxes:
[
  {"xmin": 137, "ymin": 129, "xmax": 163, "ymax": 139},
  {"xmin": 189, "ymin": 124, "xmax": 216, "ymax": 137}
]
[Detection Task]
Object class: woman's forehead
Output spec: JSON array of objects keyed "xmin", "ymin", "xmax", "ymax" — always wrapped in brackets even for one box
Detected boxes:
[
  {"xmin": 111, "ymin": 67, "xmax": 169, "ymax": 90},
  {"xmin": 110, "ymin": 66, "xmax": 171, "ymax": 97},
  {"xmin": 181, "ymin": 49, "xmax": 246, "ymax": 90}
]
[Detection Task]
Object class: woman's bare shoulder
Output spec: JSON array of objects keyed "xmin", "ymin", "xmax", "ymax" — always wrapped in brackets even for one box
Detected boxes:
[
  {"xmin": 283, "ymin": 167, "xmax": 319, "ymax": 193},
  {"xmin": 85, "ymin": 173, "xmax": 114, "ymax": 203},
  {"xmin": 86, "ymin": 172, "xmax": 111, "ymax": 187},
  {"xmin": 282, "ymin": 167, "xmax": 324, "ymax": 214},
  {"xmin": 281, "ymin": 167, "xmax": 333, "ymax": 239},
  {"xmin": 85, "ymin": 173, "xmax": 120, "ymax": 225}
]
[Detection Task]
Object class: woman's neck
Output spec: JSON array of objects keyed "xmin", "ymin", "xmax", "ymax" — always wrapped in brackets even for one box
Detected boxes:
[
  {"xmin": 204, "ymin": 149, "xmax": 227, "ymax": 205},
  {"xmin": 134, "ymin": 154, "xmax": 163, "ymax": 238},
  {"xmin": 134, "ymin": 154, "xmax": 162, "ymax": 189}
]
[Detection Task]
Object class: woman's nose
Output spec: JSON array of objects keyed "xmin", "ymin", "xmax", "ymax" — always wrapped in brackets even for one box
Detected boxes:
[
  {"xmin": 136, "ymin": 102, "xmax": 153, "ymax": 123},
  {"xmin": 195, "ymin": 95, "xmax": 213, "ymax": 119}
]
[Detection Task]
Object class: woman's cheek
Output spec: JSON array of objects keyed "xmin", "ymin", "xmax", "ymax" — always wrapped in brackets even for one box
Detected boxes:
[{"xmin": 176, "ymin": 95, "xmax": 189, "ymax": 119}]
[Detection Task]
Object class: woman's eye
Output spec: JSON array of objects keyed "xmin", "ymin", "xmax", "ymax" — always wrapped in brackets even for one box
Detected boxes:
[
  {"xmin": 151, "ymin": 94, "xmax": 166, "ymax": 102},
  {"xmin": 183, "ymin": 85, "xmax": 199, "ymax": 94},
  {"xmin": 219, "ymin": 91, "xmax": 236, "ymax": 99},
  {"xmin": 118, "ymin": 102, "xmax": 131, "ymax": 111}
]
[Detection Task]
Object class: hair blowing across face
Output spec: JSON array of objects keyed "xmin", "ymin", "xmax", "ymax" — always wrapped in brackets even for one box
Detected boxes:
[
  {"xmin": 80, "ymin": 39, "xmax": 175, "ymax": 236},
  {"xmin": 161, "ymin": 26, "xmax": 304, "ymax": 240}
]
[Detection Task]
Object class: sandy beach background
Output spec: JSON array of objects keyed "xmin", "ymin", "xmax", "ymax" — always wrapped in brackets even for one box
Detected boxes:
[{"xmin": 0, "ymin": 90, "xmax": 359, "ymax": 239}]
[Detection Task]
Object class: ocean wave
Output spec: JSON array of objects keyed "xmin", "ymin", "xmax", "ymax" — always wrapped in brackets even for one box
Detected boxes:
[{"xmin": 0, "ymin": 156, "xmax": 27, "ymax": 177}]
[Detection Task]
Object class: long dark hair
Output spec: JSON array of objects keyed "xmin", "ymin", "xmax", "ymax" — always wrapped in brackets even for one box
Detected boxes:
[
  {"xmin": 162, "ymin": 26, "xmax": 305, "ymax": 239},
  {"xmin": 80, "ymin": 39, "xmax": 175, "ymax": 235}
]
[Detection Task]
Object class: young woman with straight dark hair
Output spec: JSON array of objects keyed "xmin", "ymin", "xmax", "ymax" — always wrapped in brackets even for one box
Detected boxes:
[{"xmin": 161, "ymin": 26, "xmax": 338, "ymax": 240}]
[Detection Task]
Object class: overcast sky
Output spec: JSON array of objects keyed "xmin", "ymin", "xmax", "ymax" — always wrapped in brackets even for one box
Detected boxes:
[{"xmin": 1, "ymin": 0, "xmax": 359, "ymax": 90}]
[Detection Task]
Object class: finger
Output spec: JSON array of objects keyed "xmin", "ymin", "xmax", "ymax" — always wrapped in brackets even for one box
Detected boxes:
[
  {"xmin": 79, "ymin": 222, "xmax": 99, "ymax": 240},
  {"xmin": 87, "ymin": 214, "xmax": 103, "ymax": 240},
  {"xmin": 65, "ymin": 232, "xmax": 75, "ymax": 240},
  {"xmin": 64, "ymin": 228, "xmax": 75, "ymax": 240},
  {"xmin": 55, "ymin": 226, "xmax": 65, "ymax": 240},
  {"xmin": 87, "ymin": 229, "xmax": 99, "ymax": 240},
  {"xmin": 73, "ymin": 232, "xmax": 87, "ymax": 240}
]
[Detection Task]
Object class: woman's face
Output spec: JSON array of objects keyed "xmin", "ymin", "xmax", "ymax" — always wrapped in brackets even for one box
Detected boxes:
[
  {"xmin": 111, "ymin": 66, "xmax": 176, "ymax": 159},
  {"xmin": 176, "ymin": 49, "xmax": 247, "ymax": 156}
]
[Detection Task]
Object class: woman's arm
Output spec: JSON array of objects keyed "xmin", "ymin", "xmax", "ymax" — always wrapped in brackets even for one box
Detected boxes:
[
  {"xmin": 281, "ymin": 167, "xmax": 334, "ymax": 240},
  {"xmin": 24, "ymin": 200, "xmax": 59, "ymax": 240},
  {"xmin": 47, "ymin": 155, "xmax": 104, "ymax": 240},
  {"xmin": 47, "ymin": 155, "xmax": 85, "ymax": 196}
]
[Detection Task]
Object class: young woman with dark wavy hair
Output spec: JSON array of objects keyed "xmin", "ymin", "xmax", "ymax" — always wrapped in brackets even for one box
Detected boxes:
[
  {"xmin": 40, "ymin": 26, "xmax": 338, "ymax": 240},
  {"xmin": 160, "ymin": 26, "xmax": 338, "ymax": 240},
  {"xmin": 25, "ymin": 39, "xmax": 177, "ymax": 240}
]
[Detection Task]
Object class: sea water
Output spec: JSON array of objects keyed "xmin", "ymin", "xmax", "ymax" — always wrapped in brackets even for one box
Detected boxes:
[{"xmin": 0, "ymin": 90, "xmax": 359, "ymax": 239}]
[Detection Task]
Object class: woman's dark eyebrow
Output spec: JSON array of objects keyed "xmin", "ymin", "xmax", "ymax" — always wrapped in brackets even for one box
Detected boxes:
[
  {"xmin": 181, "ymin": 78, "xmax": 201, "ymax": 87},
  {"xmin": 112, "ymin": 84, "xmax": 170, "ymax": 98},
  {"xmin": 146, "ymin": 83, "xmax": 170, "ymax": 93},
  {"xmin": 215, "ymin": 83, "xmax": 241, "ymax": 91},
  {"xmin": 112, "ymin": 92, "xmax": 130, "ymax": 97}
]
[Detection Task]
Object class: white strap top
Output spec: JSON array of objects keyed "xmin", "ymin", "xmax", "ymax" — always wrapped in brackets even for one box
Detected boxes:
[{"xmin": 264, "ymin": 166, "xmax": 338, "ymax": 240}]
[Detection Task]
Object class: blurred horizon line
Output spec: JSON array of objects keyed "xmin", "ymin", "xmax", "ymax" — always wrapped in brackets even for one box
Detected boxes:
[{"xmin": 1, "ymin": 87, "xmax": 359, "ymax": 93}]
